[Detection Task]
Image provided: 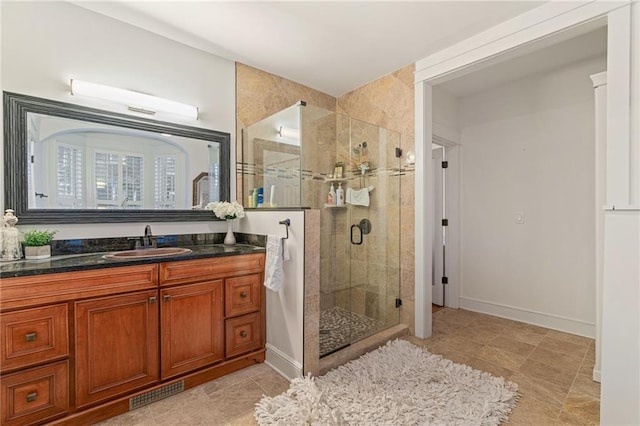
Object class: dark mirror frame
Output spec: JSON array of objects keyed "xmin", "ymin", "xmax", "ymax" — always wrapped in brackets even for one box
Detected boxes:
[{"xmin": 3, "ymin": 91, "xmax": 230, "ymax": 224}]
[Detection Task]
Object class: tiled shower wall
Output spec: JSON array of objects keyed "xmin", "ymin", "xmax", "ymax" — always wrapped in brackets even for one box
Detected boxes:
[{"xmin": 235, "ymin": 63, "xmax": 336, "ymax": 202}]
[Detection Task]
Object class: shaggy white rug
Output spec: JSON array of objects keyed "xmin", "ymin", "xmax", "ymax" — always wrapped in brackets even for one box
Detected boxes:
[{"xmin": 255, "ymin": 339, "xmax": 519, "ymax": 425}]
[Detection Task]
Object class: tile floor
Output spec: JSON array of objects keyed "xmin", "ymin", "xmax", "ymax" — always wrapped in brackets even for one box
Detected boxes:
[
  {"xmin": 99, "ymin": 308, "xmax": 599, "ymax": 425},
  {"xmin": 97, "ymin": 362, "xmax": 289, "ymax": 425},
  {"xmin": 403, "ymin": 308, "xmax": 600, "ymax": 425}
]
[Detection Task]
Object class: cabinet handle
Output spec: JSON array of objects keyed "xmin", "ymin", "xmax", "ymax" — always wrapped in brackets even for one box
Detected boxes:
[
  {"xmin": 25, "ymin": 332, "xmax": 37, "ymax": 342},
  {"xmin": 240, "ymin": 330, "xmax": 248, "ymax": 338},
  {"xmin": 163, "ymin": 295, "xmax": 171, "ymax": 302},
  {"xmin": 149, "ymin": 296, "xmax": 157, "ymax": 304},
  {"xmin": 240, "ymin": 292, "xmax": 248, "ymax": 299},
  {"xmin": 26, "ymin": 392, "xmax": 37, "ymax": 402}
]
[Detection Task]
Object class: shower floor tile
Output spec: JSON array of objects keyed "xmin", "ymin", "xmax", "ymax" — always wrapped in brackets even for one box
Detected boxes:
[{"xmin": 320, "ymin": 306, "xmax": 388, "ymax": 356}]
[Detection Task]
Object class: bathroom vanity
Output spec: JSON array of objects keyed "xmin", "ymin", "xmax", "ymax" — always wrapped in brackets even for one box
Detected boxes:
[{"xmin": 0, "ymin": 248, "xmax": 265, "ymax": 425}]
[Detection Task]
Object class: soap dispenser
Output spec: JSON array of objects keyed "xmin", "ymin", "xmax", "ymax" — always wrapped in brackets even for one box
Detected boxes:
[
  {"xmin": 328, "ymin": 183, "xmax": 336, "ymax": 205},
  {"xmin": 336, "ymin": 183, "xmax": 344, "ymax": 206}
]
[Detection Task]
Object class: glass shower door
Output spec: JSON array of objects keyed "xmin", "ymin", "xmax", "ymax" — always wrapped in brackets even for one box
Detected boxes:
[{"xmin": 347, "ymin": 118, "xmax": 401, "ymax": 342}]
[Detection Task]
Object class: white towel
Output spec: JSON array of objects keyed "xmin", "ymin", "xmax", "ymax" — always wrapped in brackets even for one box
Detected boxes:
[
  {"xmin": 346, "ymin": 187, "xmax": 370, "ymax": 207},
  {"xmin": 264, "ymin": 235, "xmax": 290, "ymax": 292}
]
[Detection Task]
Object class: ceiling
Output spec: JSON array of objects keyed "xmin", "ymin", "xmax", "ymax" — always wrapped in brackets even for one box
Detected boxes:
[
  {"xmin": 73, "ymin": 1, "xmax": 544, "ymax": 97},
  {"xmin": 438, "ymin": 26, "xmax": 608, "ymax": 98}
]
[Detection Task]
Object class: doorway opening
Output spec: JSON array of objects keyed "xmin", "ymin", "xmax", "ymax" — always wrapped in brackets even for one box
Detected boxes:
[{"xmin": 424, "ymin": 23, "xmax": 606, "ymax": 341}]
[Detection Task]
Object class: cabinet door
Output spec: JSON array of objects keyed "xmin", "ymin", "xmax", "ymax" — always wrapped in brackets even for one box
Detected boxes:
[
  {"xmin": 160, "ymin": 280, "xmax": 224, "ymax": 379},
  {"xmin": 75, "ymin": 290, "xmax": 159, "ymax": 408}
]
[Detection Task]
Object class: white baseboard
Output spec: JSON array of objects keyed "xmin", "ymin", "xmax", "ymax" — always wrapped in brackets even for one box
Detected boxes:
[
  {"xmin": 593, "ymin": 369, "xmax": 601, "ymax": 383},
  {"xmin": 265, "ymin": 343, "xmax": 302, "ymax": 381},
  {"xmin": 459, "ymin": 297, "xmax": 595, "ymax": 338}
]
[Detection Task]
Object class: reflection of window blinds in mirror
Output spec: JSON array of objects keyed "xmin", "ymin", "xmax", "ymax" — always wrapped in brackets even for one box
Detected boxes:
[
  {"xmin": 56, "ymin": 145, "xmax": 85, "ymax": 207},
  {"xmin": 154, "ymin": 156, "xmax": 177, "ymax": 209},
  {"xmin": 208, "ymin": 144, "xmax": 220, "ymax": 203},
  {"xmin": 95, "ymin": 152, "xmax": 119, "ymax": 204},
  {"xmin": 122, "ymin": 155, "xmax": 144, "ymax": 205},
  {"xmin": 95, "ymin": 152, "xmax": 143, "ymax": 207}
]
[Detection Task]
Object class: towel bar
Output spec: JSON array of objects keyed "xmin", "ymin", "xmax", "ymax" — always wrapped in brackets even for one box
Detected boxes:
[{"xmin": 278, "ymin": 219, "xmax": 290, "ymax": 239}]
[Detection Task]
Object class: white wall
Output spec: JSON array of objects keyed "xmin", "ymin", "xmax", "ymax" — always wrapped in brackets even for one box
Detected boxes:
[
  {"xmin": 457, "ymin": 56, "xmax": 606, "ymax": 336},
  {"xmin": 0, "ymin": 1, "xmax": 236, "ymax": 238},
  {"xmin": 432, "ymin": 86, "xmax": 459, "ymax": 141},
  {"xmin": 238, "ymin": 210, "xmax": 305, "ymax": 380},
  {"xmin": 600, "ymin": 3, "xmax": 640, "ymax": 424}
]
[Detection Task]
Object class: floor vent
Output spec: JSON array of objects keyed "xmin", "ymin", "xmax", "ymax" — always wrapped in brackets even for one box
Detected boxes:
[{"xmin": 129, "ymin": 380, "xmax": 184, "ymax": 411}]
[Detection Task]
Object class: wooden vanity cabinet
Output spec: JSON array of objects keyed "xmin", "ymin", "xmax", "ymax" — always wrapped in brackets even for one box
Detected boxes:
[{"xmin": 0, "ymin": 253, "xmax": 265, "ymax": 425}]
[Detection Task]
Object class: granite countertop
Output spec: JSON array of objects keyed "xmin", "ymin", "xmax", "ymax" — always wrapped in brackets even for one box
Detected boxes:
[{"xmin": 0, "ymin": 244, "xmax": 266, "ymax": 279}]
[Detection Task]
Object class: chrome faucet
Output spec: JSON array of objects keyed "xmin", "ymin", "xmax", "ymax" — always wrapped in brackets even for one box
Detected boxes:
[
  {"xmin": 129, "ymin": 225, "xmax": 158, "ymax": 249},
  {"xmin": 139, "ymin": 225, "xmax": 157, "ymax": 249}
]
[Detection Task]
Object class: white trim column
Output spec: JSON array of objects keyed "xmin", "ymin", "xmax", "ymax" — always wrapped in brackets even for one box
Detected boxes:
[
  {"xmin": 414, "ymin": 81, "xmax": 432, "ymax": 339},
  {"xmin": 591, "ymin": 71, "xmax": 607, "ymax": 383}
]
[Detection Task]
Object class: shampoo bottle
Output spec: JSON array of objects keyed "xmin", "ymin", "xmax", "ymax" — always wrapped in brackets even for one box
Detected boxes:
[
  {"xmin": 257, "ymin": 187, "xmax": 264, "ymax": 207},
  {"xmin": 247, "ymin": 189, "xmax": 254, "ymax": 208},
  {"xmin": 328, "ymin": 183, "xmax": 336, "ymax": 205},
  {"xmin": 336, "ymin": 183, "xmax": 344, "ymax": 206}
]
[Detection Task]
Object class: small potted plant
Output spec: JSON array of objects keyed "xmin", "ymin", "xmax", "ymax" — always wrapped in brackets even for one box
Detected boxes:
[{"xmin": 23, "ymin": 229, "xmax": 57, "ymax": 259}]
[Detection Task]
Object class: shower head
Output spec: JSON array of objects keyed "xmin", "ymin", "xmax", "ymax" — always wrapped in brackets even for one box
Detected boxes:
[{"xmin": 353, "ymin": 142, "xmax": 367, "ymax": 154}]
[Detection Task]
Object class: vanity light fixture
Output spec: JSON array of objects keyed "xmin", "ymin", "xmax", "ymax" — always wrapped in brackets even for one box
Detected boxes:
[
  {"xmin": 277, "ymin": 126, "xmax": 300, "ymax": 139},
  {"xmin": 70, "ymin": 79, "xmax": 199, "ymax": 120}
]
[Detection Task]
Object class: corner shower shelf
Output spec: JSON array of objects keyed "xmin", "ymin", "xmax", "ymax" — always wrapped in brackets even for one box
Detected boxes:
[
  {"xmin": 324, "ymin": 204, "xmax": 347, "ymax": 209},
  {"xmin": 324, "ymin": 178, "xmax": 347, "ymax": 183}
]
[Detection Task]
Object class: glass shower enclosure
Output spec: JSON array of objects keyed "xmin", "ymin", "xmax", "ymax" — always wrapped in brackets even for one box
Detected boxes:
[{"xmin": 242, "ymin": 102, "xmax": 401, "ymax": 357}]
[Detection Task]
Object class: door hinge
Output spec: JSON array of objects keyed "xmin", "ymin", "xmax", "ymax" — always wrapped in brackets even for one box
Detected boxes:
[
  {"xmin": 441, "ymin": 161, "xmax": 448, "ymax": 169},
  {"xmin": 442, "ymin": 219, "xmax": 448, "ymax": 226},
  {"xmin": 441, "ymin": 276, "xmax": 448, "ymax": 285},
  {"xmin": 395, "ymin": 147, "xmax": 403, "ymax": 158},
  {"xmin": 395, "ymin": 298, "xmax": 402, "ymax": 308},
  {"xmin": 30, "ymin": 155, "xmax": 35, "ymax": 164}
]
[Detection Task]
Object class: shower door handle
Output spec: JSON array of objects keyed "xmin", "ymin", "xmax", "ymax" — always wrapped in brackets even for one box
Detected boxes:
[{"xmin": 350, "ymin": 224, "xmax": 363, "ymax": 245}]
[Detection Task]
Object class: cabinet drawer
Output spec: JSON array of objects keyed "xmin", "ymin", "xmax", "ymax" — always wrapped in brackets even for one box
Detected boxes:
[
  {"xmin": 0, "ymin": 264, "xmax": 158, "ymax": 311},
  {"xmin": 225, "ymin": 313, "xmax": 261, "ymax": 358},
  {"xmin": 160, "ymin": 253, "xmax": 265, "ymax": 286},
  {"xmin": 225, "ymin": 274, "xmax": 261, "ymax": 317},
  {"xmin": 1, "ymin": 304, "xmax": 69, "ymax": 372},
  {"xmin": 0, "ymin": 360, "xmax": 69, "ymax": 425}
]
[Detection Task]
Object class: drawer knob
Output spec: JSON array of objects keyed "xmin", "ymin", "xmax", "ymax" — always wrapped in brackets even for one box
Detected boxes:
[
  {"xmin": 25, "ymin": 332, "xmax": 37, "ymax": 342},
  {"xmin": 240, "ymin": 330, "xmax": 248, "ymax": 338},
  {"xmin": 240, "ymin": 292, "xmax": 248, "ymax": 299},
  {"xmin": 163, "ymin": 295, "xmax": 171, "ymax": 302},
  {"xmin": 26, "ymin": 392, "xmax": 37, "ymax": 403},
  {"xmin": 149, "ymin": 296, "xmax": 157, "ymax": 304}
]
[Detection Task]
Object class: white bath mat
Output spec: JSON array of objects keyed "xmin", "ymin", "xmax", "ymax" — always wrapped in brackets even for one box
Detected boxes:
[{"xmin": 255, "ymin": 339, "xmax": 519, "ymax": 425}]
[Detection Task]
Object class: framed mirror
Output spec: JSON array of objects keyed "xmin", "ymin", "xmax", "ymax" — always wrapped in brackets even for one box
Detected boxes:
[{"xmin": 3, "ymin": 92, "xmax": 230, "ymax": 224}]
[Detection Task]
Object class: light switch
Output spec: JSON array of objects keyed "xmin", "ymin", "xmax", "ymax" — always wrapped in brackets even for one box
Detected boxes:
[{"xmin": 515, "ymin": 213, "xmax": 524, "ymax": 224}]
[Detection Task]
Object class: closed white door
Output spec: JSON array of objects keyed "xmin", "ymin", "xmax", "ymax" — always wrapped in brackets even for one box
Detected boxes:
[{"xmin": 432, "ymin": 146, "xmax": 445, "ymax": 306}]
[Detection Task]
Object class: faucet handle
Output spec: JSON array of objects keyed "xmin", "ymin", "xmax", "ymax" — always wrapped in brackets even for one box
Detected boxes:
[{"xmin": 127, "ymin": 236, "xmax": 144, "ymax": 249}]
